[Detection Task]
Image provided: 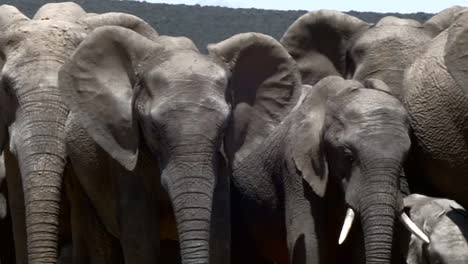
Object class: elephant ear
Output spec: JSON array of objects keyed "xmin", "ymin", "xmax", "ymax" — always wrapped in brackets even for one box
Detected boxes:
[
  {"xmin": 59, "ymin": 26, "xmax": 161, "ymax": 170},
  {"xmin": 0, "ymin": 5, "xmax": 29, "ymax": 31},
  {"xmin": 208, "ymin": 33, "xmax": 302, "ymax": 165},
  {"xmin": 78, "ymin": 12, "xmax": 159, "ymax": 41},
  {"xmin": 444, "ymin": 10, "xmax": 468, "ymax": 95},
  {"xmin": 424, "ymin": 5, "xmax": 467, "ymax": 37},
  {"xmin": 32, "ymin": 2, "xmax": 86, "ymax": 22},
  {"xmin": 363, "ymin": 78, "xmax": 395, "ymax": 96},
  {"xmin": 290, "ymin": 80, "xmax": 332, "ymax": 197},
  {"xmin": 280, "ymin": 10, "xmax": 370, "ymax": 85}
]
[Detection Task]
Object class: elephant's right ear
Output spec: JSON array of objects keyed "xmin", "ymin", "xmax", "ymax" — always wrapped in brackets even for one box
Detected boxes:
[
  {"xmin": 208, "ymin": 33, "xmax": 302, "ymax": 165},
  {"xmin": 59, "ymin": 26, "xmax": 161, "ymax": 170},
  {"xmin": 280, "ymin": 10, "xmax": 370, "ymax": 85},
  {"xmin": 78, "ymin": 12, "xmax": 159, "ymax": 41}
]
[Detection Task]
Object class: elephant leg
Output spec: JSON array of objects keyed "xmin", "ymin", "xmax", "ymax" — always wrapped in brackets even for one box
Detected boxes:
[
  {"xmin": 115, "ymin": 167, "xmax": 159, "ymax": 263},
  {"xmin": 66, "ymin": 174, "xmax": 122, "ymax": 264},
  {"xmin": 285, "ymin": 190, "xmax": 325, "ymax": 264},
  {"xmin": 210, "ymin": 157, "xmax": 231, "ymax": 264},
  {"xmin": 5, "ymin": 151, "xmax": 27, "ymax": 264}
]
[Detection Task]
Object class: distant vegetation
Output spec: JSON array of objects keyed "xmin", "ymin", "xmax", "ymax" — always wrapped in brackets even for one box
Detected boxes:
[{"xmin": 2, "ymin": 0, "xmax": 434, "ymax": 52}]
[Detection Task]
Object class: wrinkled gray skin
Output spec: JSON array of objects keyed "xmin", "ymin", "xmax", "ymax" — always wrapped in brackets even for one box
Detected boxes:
[
  {"xmin": 60, "ymin": 28, "xmax": 302, "ymax": 263},
  {"xmin": 230, "ymin": 76, "xmax": 411, "ymax": 264},
  {"xmin": 281, "ymin": 7, "xmax": 468, "ymax": 263},
  {"xmin": 403, "ymin": 194, "xmax": 468, "ymax": 264},
  {"xmin": 0, "ymin": 2, "xmax": 159, "ymax": 263}
]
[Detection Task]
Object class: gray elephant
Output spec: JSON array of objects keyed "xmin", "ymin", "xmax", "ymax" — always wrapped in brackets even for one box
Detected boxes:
[
  {"xmin": 58, "ymin": 28, "xmax": 303, "ymax": 263},
  {"xmin": 0, "ymin": 2, "xmax": 159, "ymax": 263},
  {"xmin": 403, "ymin": 194, "xmax": 468, "ymax": 264},
  {"xmin": 281, "ymin": 6, "xmax": 468, "ymax": 231},
  {"xmin": 226, "ymin": 75, "xmax": 428, "ymax": 264}
]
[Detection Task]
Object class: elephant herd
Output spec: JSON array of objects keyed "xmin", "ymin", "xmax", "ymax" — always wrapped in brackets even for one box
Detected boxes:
[{"xmin": 1, "ymin": 2, "xmax": 468, "ymax": 264}]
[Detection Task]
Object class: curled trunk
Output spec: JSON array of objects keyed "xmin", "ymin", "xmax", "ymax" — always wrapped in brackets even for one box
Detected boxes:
[
  {"xmin": 359, "ymin": 159, "xmax": 400, "ymax": 264},
  {"xmin": 162, "ymin": 143, "xmax": 217, "ymax": 264},
  {"xmin": 16, "ymin": 85, "xmax": 68, "ymax": 263}
]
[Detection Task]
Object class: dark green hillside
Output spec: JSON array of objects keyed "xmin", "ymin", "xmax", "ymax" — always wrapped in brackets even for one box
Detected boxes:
[{"xmin": 2, "ymin": 0, "xmax": 434, "ymax": 52}]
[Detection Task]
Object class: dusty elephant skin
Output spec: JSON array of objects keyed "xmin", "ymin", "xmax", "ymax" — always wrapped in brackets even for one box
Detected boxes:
[
  {"xmin": 59, "ymin": 28, "xmax": 302, "ymax": 263},
  {"xmin": 228, "ymin": 76, "xmax": 414, "ymax": 264},
  {"xmin": 281, "ymin": 6, "xmax": 468, "ymax": 263},
  {"xmin": 0, "ymin": 2, "xmax": 159, "ymax": 263},
  {"xmin": 403, "ymin": 194, "xmax": 468, "ymax": 264}
]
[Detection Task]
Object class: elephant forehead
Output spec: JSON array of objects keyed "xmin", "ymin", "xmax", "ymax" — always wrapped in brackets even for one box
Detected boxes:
[
  {"xmin": 343, "ymin": 89, "xmax": 406, "ymax": 117},
  {"xmin": 430, "ymin": 218, "xmax": 468, "ymax": 259},
  {"xmin": 155, "ymin": 52, "xmax": 228, "ymax": 82},
  {"xmin": 375, "ymin": 16, "xmax": 422, "ymax": 27},
  {"xmin": 6, "ymin": 20, "xmax": 85, "ymax": 59}
]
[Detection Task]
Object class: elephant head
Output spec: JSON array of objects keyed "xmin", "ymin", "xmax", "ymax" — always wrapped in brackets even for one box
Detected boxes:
[
  {"xmin": 280, "ymin": 6, "xmax": 467, "ymax": 100},
  {"xmin": 0, "ymin": 2, "xmax": 158, "ymax": 263},
  {"xmin": 59, "ymin": 27, "xmax": 301, "ymax": 263},
  {"xmin": 287, "ymin": 76, "xmax": 427, "ymax": 264},
  {"xmin": 404, "ymin": 194, "xmax": 468, "ymax": 264}
]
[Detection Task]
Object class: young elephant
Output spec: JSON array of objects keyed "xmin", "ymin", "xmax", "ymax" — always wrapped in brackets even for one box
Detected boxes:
[
  {"xmin": 59, "ymin": 27, "xmax": 303, "ymax": 263},
  {"xmin": 280, "ymin": 6, "xmax": 468, "ymax": 216},
  {"xmin": 404, "ymin": 194, "xmax": 468, "ymax": 264},
  {"xmin": 229, "ymin": 76, "xmax": 428, "ymax": 264}
]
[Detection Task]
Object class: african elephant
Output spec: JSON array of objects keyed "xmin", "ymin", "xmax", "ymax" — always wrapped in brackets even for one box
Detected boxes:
[
  {"xmin": 403, "ymin": 194, "xmax": 468, "ymax": 264},
  {"xmin": 59, "ymin": 27, "xmax": 303, "ymax": 263},
  {"xmin": 227, "ymin": 76, "xmax": 428, "ymax": 264},
  {"xmin": 0, "ymin": 2, "xmax": 158, "ymax": 263},
  {"xmin": 280, "ymin": 5, "xmax": 468, "ymax": 238}
]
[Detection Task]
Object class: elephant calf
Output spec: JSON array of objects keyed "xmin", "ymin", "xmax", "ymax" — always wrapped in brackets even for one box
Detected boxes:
[{"xmin": 404, "ymin": 194, "xmax": 468, "ymax": 264}]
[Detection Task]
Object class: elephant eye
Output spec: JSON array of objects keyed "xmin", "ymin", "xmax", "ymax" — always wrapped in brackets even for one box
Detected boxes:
[{"xmin": 343, "ymin": 149, "xmax": 354, "ymax": 163}]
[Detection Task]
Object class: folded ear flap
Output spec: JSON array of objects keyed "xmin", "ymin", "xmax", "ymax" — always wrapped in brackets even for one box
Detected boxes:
[
  {"xmin": 79, "ymin": 12, "xmax": 159, "ymax": 41},
  {"xmin": 59, "ymin": 26, "xmax": 161, "ymax": 170},
  {"xmin": 32, "ymin": 2, "xmax": 86, "ymax": 22},
  {"xmin": 208, "ymin": 33, "xmax": 302, "ymax": 165},
  {"xmin": 281, "ymin": 10, "xmax": 370, "ymax": 85},
  {"xmin": 444, "ymin": 10, "xmax": 468, "ymax": 95},
  {"xmin": 291, "ymin": 81, "xmax": 330, "ymax": 197},
  {"xmin": 424, "ymin": 5, "xmax": 467, "ymax": 36},
  {"xmin": 0, "ymin": 5, "xmax": 29, "ymax": 30},
  {"xmin": 364, "ymin": 78, "xmax": 395, "ymax": 95}
]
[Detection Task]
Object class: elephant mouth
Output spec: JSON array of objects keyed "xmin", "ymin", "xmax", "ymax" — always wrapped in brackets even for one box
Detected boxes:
[{"xmin": 338, "ymin": 207, "xmax": 430, "ymax": 245}]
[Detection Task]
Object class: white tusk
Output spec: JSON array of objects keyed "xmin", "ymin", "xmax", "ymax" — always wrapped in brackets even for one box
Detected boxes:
[
  {"xmin": 338, "ymin": 208, "xmax": 355, "ymax": 245},
  {"xmin": 399, "ymin": 212, "xmax": 430, "ymax": 244}
]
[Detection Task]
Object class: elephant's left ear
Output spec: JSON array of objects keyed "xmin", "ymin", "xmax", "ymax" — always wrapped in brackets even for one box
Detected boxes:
[
  {"xmin": 208, "ymin": 33, "xmax": 302, "ymax": 165},
  {"xmin": 290, "ymin": 82, "xmax": 330, "ymax": 197},
  {"xmin": 444, "ymin": 10, "xmax": 468, "ymax": 95},
  {"xmin": 424, "ymin": 6, "xmax": 467, "ymax": 36}
]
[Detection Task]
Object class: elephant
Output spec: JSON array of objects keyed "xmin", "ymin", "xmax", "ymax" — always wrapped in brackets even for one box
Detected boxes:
[
  {"xmin": 403, "ymin": 194, "xmax": 468, "ymax": 264},
  {"xmin": 0, "ymin": 2, "xmax": 159, "ymax": 263},
  {"xmin": 58, "ymin": 27, "xmax": 303, "ymax": 263},
  {"xmin": 280, "ymin": 5, "xmax": 468, "ymax": 231},
  {"xmin": 0, "ymin": 153, "xmax": 5, "ymax": 220},
  {"xmin": 227, "ymin": 76, "xmax": 428, "ymax": 264}
]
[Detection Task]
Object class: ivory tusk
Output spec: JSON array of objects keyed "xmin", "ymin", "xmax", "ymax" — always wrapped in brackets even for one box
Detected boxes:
[
  {"xmin": 338, "ymin": 208, "xmax": 355, "ymax": 245},
  {"xmin": 399, "ymin": 212, "xmax": 430, "ymax": 244}
]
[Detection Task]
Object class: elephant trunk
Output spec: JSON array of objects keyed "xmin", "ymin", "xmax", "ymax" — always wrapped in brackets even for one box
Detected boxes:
[
  {"xmin": 162, "ymin": 139, "xmax": 217, "ymax": 264},
  {"xmin": 16, "ymin": 82, "xmax": 68, "ymax": 263},
  {"xmin": 359, "ymin": 159, "xmax": 400, "ymax": 264}
]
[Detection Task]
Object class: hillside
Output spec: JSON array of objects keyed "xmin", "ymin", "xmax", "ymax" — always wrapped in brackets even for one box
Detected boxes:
[{"xmin": 2, "ymin": 0, "xmax": 434, "ymax": 52}]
